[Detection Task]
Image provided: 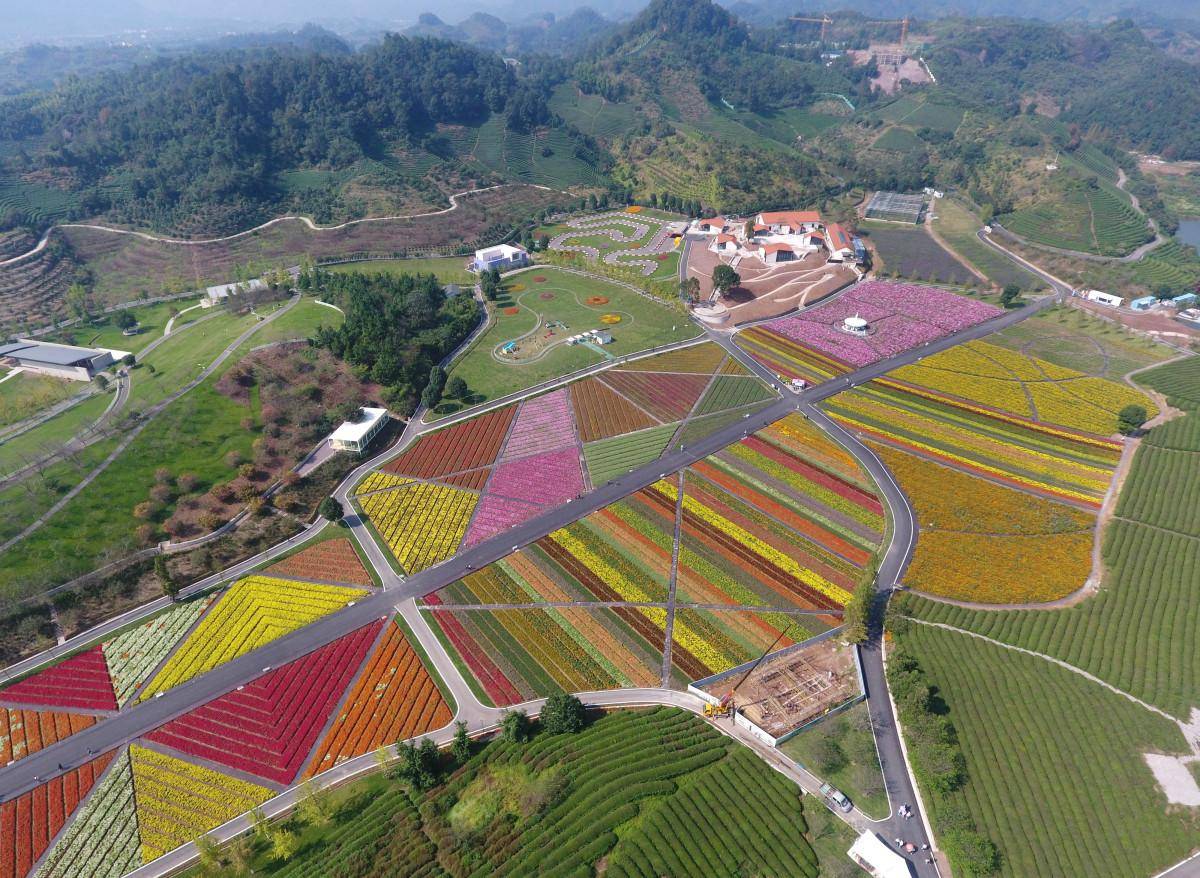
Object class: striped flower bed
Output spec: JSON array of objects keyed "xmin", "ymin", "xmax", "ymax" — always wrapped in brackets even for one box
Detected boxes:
[
  {"xmin": 501, "ymin": 388, "xmax": 576, "ymax": 460},
  {"xmin": 0, "ymin": 646, "xmax": 116, "ymax": 712}
]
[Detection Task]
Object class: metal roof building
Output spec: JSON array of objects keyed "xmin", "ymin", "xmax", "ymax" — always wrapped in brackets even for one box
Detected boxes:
[
  {"xmin": 0, "ymin": 340, "xmax": 117, "ymax": 381},
  {"xmin": 865, "ymin": 191, "xmax": 926, "ymax": 224}
]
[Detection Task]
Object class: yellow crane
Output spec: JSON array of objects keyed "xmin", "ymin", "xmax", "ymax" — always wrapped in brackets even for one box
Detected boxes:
[{"xmin": 789, "ymin": 15, "xmax": 833, "ymax": 44}]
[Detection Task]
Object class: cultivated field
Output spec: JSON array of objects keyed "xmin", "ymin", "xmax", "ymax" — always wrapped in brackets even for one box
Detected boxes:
[
  {"xmin": 932, "ymin": 198, "xmax": 1046, "ymax": 291},
  {"xmin": 1000, "ymin": 182, "xmax": 1150, "ymax": 257},
  {"xmin": 862, "ymin": 223, "xmax": 978, "ymax": 286}
]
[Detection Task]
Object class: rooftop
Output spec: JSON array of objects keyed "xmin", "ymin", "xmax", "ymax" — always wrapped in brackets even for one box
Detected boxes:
[
  {"xmin": 0, "ymin": 340, "xmax": 112, "ymax": 367},
  {"xmin": 757, "ymin": 210, "xmax": 822, "ymax": 226},
  {"xmin": 331, "ymin": 407, "xmax": 388, "ymax": 443}
]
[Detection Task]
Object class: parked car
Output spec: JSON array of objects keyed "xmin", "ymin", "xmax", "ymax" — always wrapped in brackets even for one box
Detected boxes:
[{"xmin": 819, "ymin": 782, "xmax": 853, "ymax": 812}]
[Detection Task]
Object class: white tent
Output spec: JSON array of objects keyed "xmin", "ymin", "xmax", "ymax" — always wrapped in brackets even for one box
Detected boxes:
[{"xmin": 847, "ymin": 832, "xmax": 915, "ymax": 878}]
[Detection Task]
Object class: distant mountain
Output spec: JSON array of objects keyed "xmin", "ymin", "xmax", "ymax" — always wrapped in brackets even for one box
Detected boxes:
[{"xmin": 404, "ymin": 7, "xmax": 615, "ymax": 56}]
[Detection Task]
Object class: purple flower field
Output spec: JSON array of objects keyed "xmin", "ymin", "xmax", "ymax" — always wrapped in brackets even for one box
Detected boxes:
[
  {"xmin": 488, "ymin": 447, "xmax": 585, "ymax": 507},
  {"xmin": 465, "ymin": 495, "xmax": 544, "ymax": 546},
  {"xmin": 502, "ymin": 388, "xmax": 577, "ymax": 460},
  {"xmin": 763, "ymin": 281, "xmax": 1002, "ymax": 367}
]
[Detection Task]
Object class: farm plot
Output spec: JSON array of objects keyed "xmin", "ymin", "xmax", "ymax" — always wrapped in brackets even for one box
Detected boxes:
[
  {"xmin": 672, "ymin": 609, "xmax": 803, "ymax": 678},
  {"xmin": 737, "ymin": 281, "xmax": 1002, "ymax": 377},
  {"xmin": 674, "ymin": 420, "xmax": 882, "ymax": 616},
  {"xmin": 1000, "ymin": 183, "xmax": 1150, "ymax": 257},
  {"xmin": 129, "ymin": 745, "xmax": 271, "ymax": 864},
  {"xmin": 499, "ymin": 387, "xmax": 575, "ymax": 460},
  {"xmin": 823, "ymin": 378, "xmax": 1123, "ymax": 507},
  {"xmin": 140, "ymin": 577, "xmax": 367, "ymax": 699},
  {"xmin": 146, "ymin": 622, "xmax": 381, "ymax": 786},
  {"xmin": 888, "ymin": 338, "xmax": 1158, "ymax": 436},
  {"xmin": 32, "ymin": 749, "xmax": 140, "ymax": 878},
  {"xmin": 862, "ymin": 224, "xmax": 977, "ymax": 285},
  {"xmin": 0, "ymin": 709, "xmax": 95, "ymax": 765},
  {"xmin": 570, "ymin": 377, "xmax": 659, "ymax": 441},
  {"xmin": 100, "ymin": 597, "xmax": 215, "ymax": 705},
  {"xmin": 876, "ymin": 444, "xmax": 1094, "ymax": 603},
  {"xmin": 693, "ymin": 375, "xmax": 777, "ymax": 416},
  {"xmin": 933, "ymin": 198, "xmax": 1045, "ymax": 291},
  {"xmin": 358, "ymin": 482, "xmax": 479, "ymax": 574},
  {"xmin": 384, "ymin": 406, "xmax": 514, "ymax": 480},
  {"xmin": 305, "ymin": 621, "xmax": 453, "ymax": 778},
  {"xmin": 264, "ymin": 537, "xmax": 373, "ymax": 587},
  {"xmin": 0, "ymin": 752, "xmax": 113, "ymax": 878},
  {"xmin": 599, "ymin": 370, "xmax": 711, "ymax": 422},
  {"xmin": 583, "ymin": 423, "xmax": 680, "ymax": 487},
  {"xmin": 895, "ymin": 622, "xmax": 1197, "ymax": 878}
]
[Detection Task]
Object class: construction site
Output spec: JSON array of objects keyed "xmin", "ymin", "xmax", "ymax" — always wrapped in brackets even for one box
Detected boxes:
[{"xmin": 692, "ymin": 636, "xmax": 863, "ymax": 746}]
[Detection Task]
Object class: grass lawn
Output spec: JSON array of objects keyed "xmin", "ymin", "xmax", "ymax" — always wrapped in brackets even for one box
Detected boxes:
[
  {"xmin": 0, "ymin": 371, "xmax": 80, "ymax": 428},
  {"xmin": 54, "ymin": 299, "xmax": 202, "ymax": 355},
  {"xmin": 0, "ymin": 391, "xmax": 113, "ymax": 476},
  {"xmin": 247, "ymin": 297, "xmax": 343, "ymax": 346},
  {"xmin": 129, "ymin": 310, "xmax": 259, "ymax": 410},
  {"xmin": 897, "ymin": 621, "xmax": 1198, "ymax": 878},
  {"xmin": 440, "ymin": 268, "xmax": 700, "ymax": 417},
  {"xmin": 0, "ymin": 437, "xmax": 117, "ymax": 546},
  {"xmin": 932, "ymin": 198, "xmax": 1046, "ymax": 292},
  {"xmin": 780, "ymin": 702, "xmax": 888, "ymax": 820},
  {"xmin": 326, "ymin": 256, "xmax": 474, "ymax": 285}
]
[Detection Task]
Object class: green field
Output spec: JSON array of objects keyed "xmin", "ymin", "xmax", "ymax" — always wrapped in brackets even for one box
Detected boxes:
[
  {"xmin": 548, "ymin": 84, "xmax": 642, "ymax": 140},
  {"xmin": 456, "ymin": 115, "xmax": 609, "ymax": 189},
  {"xmin": 583, "ymin": 423, "xmax": 680, "ymax": 487},
  {"xmin": 245, "ymin": 297, "xmax": 343, "ymax": 346},
  {"xmin": 894, "ymin": 356, "xmax": 1200, "ymax": 719},
  {"xmin": 1001, "ymin": 182, "xmax": 1150, "ymax": 257},
  {"xmin": 182, "ymin": 707, "xmax": 825, "ymax": 878},
  {"xmin": 861, "ymin": 223, "xmax": 977, "ymax": 285},
  {"xmin": 53, "ymin": 300, "xmax": 202, "ymax": 355},
  {"xmin": 0, "ymin": 371, "xmax": 79, "ymax": 428},
  {"xmin": 442, "ymin": 268, "xmax": 699, "ymax": 415},
  {"xmin": 870, "ymin": 127, "xmax": 926, "ymax": 154},
  {"xmin": 0, "ymin": 390, "xmax": 112, "ymax": 476},
  {"xmin": 932, "ymin": 198, "xmax": 1046, "ymax": 291},
  {"xmin": 0, "ymin": 174, "xmax": 79, "ymax": 227},
  {"xmin": 895, "ymin": 621, "xmax": 1197, "ymax": 878},
  {"xmin": 326, "ymin": 256, "xmax": 475, "ymax": 285},
  {"xmin": 779, "ymin": 702, "xmax": 888, "ymax": 820}
]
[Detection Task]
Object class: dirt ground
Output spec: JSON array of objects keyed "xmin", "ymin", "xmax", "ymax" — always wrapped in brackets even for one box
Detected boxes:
[
  {"xmin": 687, "ymin": 244, "xmax": 856, "ymax": 328},
  {"xmin": 848, "ymin": 47, "xmax": 931, "ymax": 94},
  {"xmin": 701, "ymin": 638, "xmax": 860, "ymax": 739},
  {"xmin": 1071, "ymin": 298, "xmax": 1200, "ymax": 346}
]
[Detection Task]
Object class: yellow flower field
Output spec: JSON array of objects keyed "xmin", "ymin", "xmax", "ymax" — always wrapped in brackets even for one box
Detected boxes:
[
  {"xmin": 130, "ymin": 745, "xmax": 271, "ymax": 862},
  {"xmin": 353, "ymin": 471, "xmax": 413, "ymax": 496},
  {"xmin": 141, "ymin": 576, "xmax": 366, "ymax": 698},
  {"xmin": 359, "ymin": 482, "xmax": 478, "ymax": 573}
]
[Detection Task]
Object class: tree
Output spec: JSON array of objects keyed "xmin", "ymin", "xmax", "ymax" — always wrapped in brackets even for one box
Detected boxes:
[
  {"xmin": 540, "ymin": 693, "xmax": 586, "ymax": 735},
  {"xmin": 679, "ymin": 276, "xmax": 701, "ymax": 303},
  {"xmin": 1000, "ymin": 284, "xmax": 1021, "ymax": 307},
  {"xmin": 421, "ymin": 365, "xmax": 447, "ymax": 409},
  {"xmin": 446, "ymin": 375, "xmax": 468, "ymax": 399},
  {"xmin": 452, "ymin": 721, "xmax": 472, "ymax": 764},
  {"xmin": 121, "ymin": 353, "xmax": 136, "ymax": 367},
  {"xmin": 270, "ymin": 828, "xmax": 299, "ymax": 862},
  {"xmin": 841, "ymin": 575, "xmax": 874, "ymax": 644},
  {"xmin": 318, "ymin": 496, "xmax": 344, "ymax": 522},
  {"xmin": 813, "ymin": 735, "xmax": 847, "ymax": 774},
  {"xmin": 93, "ymin": 374, "xmax": 109, "ymax": 391},
  {"xmin": 1117, "ymin": 404, "xmax": 1148, "ymax": 435},
  {"xmin": 711, "ymin": 264, "xmax": 740, "ymax": 297},
  {"xmin": 116, "ymin": 310, "xmax": 138, "ymax": 330},
  {"xmin": 155, "ymin": 555, "xmax": 179, "ymax": 600},
  {"xmin": 297, "ymin": 780, "xmax": 332, "ymax": 827},
  {"xmin": 501, "ymin": 709, "xmax": 531, "ymax": 743}
]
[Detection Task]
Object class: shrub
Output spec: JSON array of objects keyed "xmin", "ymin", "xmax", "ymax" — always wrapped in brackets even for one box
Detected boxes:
[
  {"xmin": 541, "ymin": 694, "xmax": 587, "ymax": 735},
  {"xmin": 176, "ymin": 472, "xmax": 199, "ymax": 492},
  {"xmin": 319, "ymin": 497, "xmax": 344, "ymax": 522},
  {"xmin": 1117, "ymin": 404, "xmax": 1148, "ymax": 435}
]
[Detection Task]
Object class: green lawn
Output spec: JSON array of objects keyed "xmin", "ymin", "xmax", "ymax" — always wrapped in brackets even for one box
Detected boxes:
[
  {"xmin": 52, "ymin": 299, "xmax": 203, "ymax": 355},
  {"xmin": 180, "ymin": 707, "xmax": 823, "ymax": 878},
  {"xmin": 896, "ymin": 621, "xmax": 1197, "ymax": 878},
  {"xmin": 326, "ymin": 256, "xmax": 474, "ymax": 285},
  {"xmin": 780, "ymin": 702, "xmax": 888, "ymax": 820},
  {"xmin": 0, "ymin": 371, "xmax": 80, "ymax": 428},
  {"xmin": 583, "ymin": 423, "xmax": 680, "ymax": 488},
  {"xmin": 0, "ymin": 391, "xmax": 113, "ymax": 476},
  {"xmin": 932, "ymin": 198, "xmax": 1046, "ymax": 291},
  {"xmin": 440, "ymin": 268, "xmax": 699, "ymax": 417},
  {"xmin": 129, "ymin": 310, "xmax": 260, "ymax": 410},
  {"xmin": 247, "ymin": 297, "xmax": 343, "ymax": 346}
]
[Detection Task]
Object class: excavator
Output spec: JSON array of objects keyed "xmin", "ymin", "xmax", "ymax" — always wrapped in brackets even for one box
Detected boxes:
[{"xmin": 703, "ymin": 621, "xmax": 798, "ymax": 719}]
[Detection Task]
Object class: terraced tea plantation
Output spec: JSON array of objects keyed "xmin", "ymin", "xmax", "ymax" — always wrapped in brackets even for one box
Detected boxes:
[{"xmin": 1000, "ymin": 182, "xmax": 1150, "ymax": 257}]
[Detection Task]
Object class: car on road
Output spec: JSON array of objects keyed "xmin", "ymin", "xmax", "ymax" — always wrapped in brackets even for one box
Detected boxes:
[{"xmin": 819, "ymin": 782, "xmax": 852, "ymax": 812}]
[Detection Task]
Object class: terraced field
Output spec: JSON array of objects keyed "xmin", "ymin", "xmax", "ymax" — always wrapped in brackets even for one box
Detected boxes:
[{"xmin": 1001, "ymin": 183, "xmax": 1150, "ymax": 257}]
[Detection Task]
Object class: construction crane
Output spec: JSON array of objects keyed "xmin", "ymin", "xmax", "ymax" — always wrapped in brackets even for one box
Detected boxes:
[
  {"xmin": 871, "ymin": 16, "xmax": 911, "ymax": 49},
  {"xmin": 789, "ymin": 15, "xmax": 833, "ymax": 44},
  {"xmin": 703, "ymin": 621, "xmax": 799, "ymax": 719}
]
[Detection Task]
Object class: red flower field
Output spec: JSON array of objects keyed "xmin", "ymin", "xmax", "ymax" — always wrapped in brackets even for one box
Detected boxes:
[
  {"xmin": 265, "ymin": 538, "xmax": 373, "ymax": 587},
  {"xmin": 0, "ymin": 646, "xmax": 117, "ymax": 712},
  {"xmin": 384, "ymin": 406, "xmax": 515, "ymax": 480}
]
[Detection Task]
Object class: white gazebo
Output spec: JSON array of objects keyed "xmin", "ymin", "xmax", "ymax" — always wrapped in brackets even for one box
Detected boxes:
[
  {"xmin": 330, "ymin": 407, "xmax": 389, "ymax": 453},
  {"xmin": 841, "ymin": 314, "xmax": 870, "ymax": 336}
]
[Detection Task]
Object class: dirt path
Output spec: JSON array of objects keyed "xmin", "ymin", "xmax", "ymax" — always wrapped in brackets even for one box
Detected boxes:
[{"xmin": 926, "ymin": 210, "xmax": 988, "ymax": 284}]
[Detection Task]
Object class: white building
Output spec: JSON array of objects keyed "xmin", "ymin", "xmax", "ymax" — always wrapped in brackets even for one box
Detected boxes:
[
  {"xmin": 841, "ymin": 315, "xmax": 870, "ymax": 336},
  {"xmin": 758, "ymin": 243, "xmax": 799, "ymax": 264},
  {"xmin": 1085, "ymin": 290, "xmax": 1123, "ymax": 309},
  {"xmin": 847, "ymin": 832, "xmax": 915, "ymax": 878},
  {"xmin": 331, "ymin": 407, "xmax": 389, "ymax": 454},
  {"xmin": 755, "ymin": 210, "xmax": 822, "ymax": 235},
  {"xmin": 0, "ymin": 340, "xmax": 117, "ymax": 381},
  {"xmin": 207, "ymin": 278, "xmax": 267, "ymax": 301},
  {"xmin": 694, "ymin": 217, "xmax": 728, "ymax": 235},
  {"xmin": 472, "ymin": 244, "xmax": 529, "ymax": 274}
]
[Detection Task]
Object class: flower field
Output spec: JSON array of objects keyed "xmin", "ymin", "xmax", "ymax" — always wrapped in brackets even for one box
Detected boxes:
[
  {"xmin": 583, "ymin": 423, "xmax": 680, "ymax": 487},
  {"xmin": 145, "ymin": 622, "xmax": 381, "ymax": 785},
  {"xmin": 0, "ymin": 752, "xmax": 113, "ymax": 878},
  {"xmin": 613, "ymin": 343, "xmax": 728, "ymax": 374},
  {"xmin": 305, "ymin": 621, "xmax": 453, "ymax": 778},
  {"xmin": 383, "ymin": 406, "xmax": 515, "ymax": 480},
  {"xmin": 824, "ymin": 379, "xmax": 1123, "ymax": 506},
  {"xmin": 129, "ymin": 745, "xmax": 271, "ymax": 863},
  {"xmin": 570, "ymin": 377, "xmax": 659, "ymax": 441},
  {"xmin": 876, "ymin": 445, "xmax": 1095, "ymax": 602},
  {"xmin": 100, "ymin": 597, "xmax": 215, "ymax": 705},
  {"xmin": 733, "ymin": 326, "xmax": 848, "ymax": 384},
  {"xmin": 0, "ymin": 710, "xmax": 95, "ymax": 765},
  {"xmin": 0, "ymin": 646, "xmax": 117, "ymax": 712},
  {"xmin": 264, "ymin": 537, "xmax": 374, "ymax": 587},
  {"xmin": 353, "ymin": 472, "xmax": 412, "ymax": 495},
  {"xmin": 32, "ymin": 750, "xmax": 140, "ymax": 878},
  {"xmin": 140, "ymin": 576, "xmax": 367, "ymax": 699},
  {"xmin": 737, "ymin": 281, "xmax": 1002, "ymax": 375},
  {"xmin": 889, "ymin": 339, "xmax": 1158, "ymax": 436},
  {"xmin": 499, "ymin": 388, "xmax": 575, "ymax": 459},
  {"xmin": 672, "ymin": 609, "xmax": 801, "ymax": 677},
  {"xmin": 359, "ymin": 482, "xmax": 479, "ymax": 573},
  {"xmin": 693, "ymin": 375, "xmax": 777, "ymax": 417},
  {"xmin": 598, "ymin": 370, "xmax": 712, "ymax": 422},
  {"xmin": 487, "ymin": 447, "xmax": 584, "ymax": 507}
]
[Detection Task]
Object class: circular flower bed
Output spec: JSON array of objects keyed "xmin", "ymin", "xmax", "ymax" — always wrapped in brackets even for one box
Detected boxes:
[
  {"xmin": 626, "ymin": 206, "xmax": 643, "ymax": 213},
  {"xmin": 539, "ymin": 292, "xmax": 556, "ymax": 300},
  {"xmin": 657, "ymin": 253, "xmax": 670, "ymax": 261},
  {"xmin": 532, "ymin": 275, "xmax": 548, "ymax": 283},
  {"xmin": 585, "ymin": 295, "xmax": 610, "ymax": 306},
  {"xmin": 509, "ymin": 283, "xmax": 526, "ymax": 292},
  {"xmin": 600, "ymin": 314, "xmax": 622, "ymax": 324},
  {"xmin": 503, "ymin": 306, "xmax": 520, "ymax": 315}
]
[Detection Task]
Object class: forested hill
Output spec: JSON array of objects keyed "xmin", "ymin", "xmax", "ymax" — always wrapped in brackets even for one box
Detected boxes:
[
  {"xmin": 927, "ymin": 19, "xmax": 1200, "ymax": 160},
  {"xmin": 0, "ymin": 36, "xmax": 514, "ymax": 233}
]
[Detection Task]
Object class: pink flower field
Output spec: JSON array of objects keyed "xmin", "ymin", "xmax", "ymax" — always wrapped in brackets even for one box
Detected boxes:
[
  {"xmin": 488, "ymin": 447, "xmax": 585, "ymax": 506},
  {"xmin": 765, "ymin": 281, "xmax": 1002, "ymax": 367},
  {"xmin": 465, "ymin": 495, "xmax": 544, "ymax": 546},
  {"xmin": 501, "ymin": 389, "xmax": 577, "ymax": 460}
]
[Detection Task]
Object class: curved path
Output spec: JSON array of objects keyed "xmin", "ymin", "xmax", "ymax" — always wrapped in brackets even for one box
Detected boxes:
[{"xmin": 0, "ymin": 184, "xmax": 550, "ymax": 267}]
